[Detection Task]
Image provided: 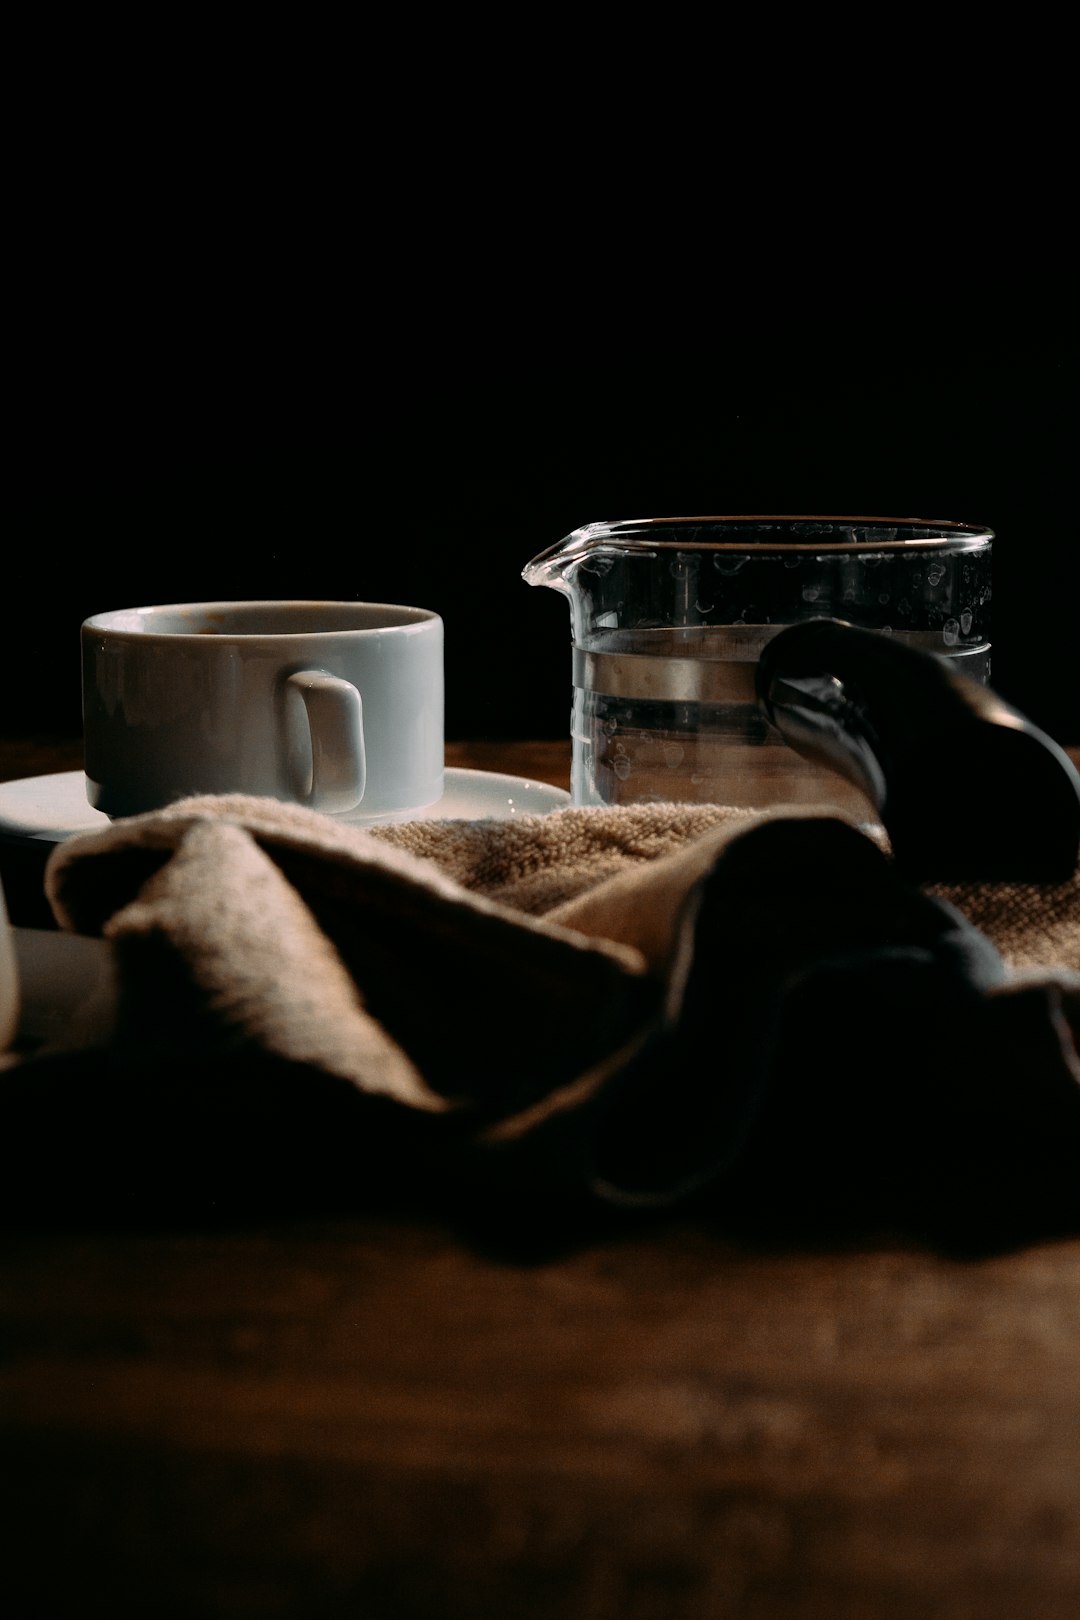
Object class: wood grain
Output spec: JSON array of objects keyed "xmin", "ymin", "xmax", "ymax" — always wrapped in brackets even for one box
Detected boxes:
[
  {"xmin": 2, "ymin": 1218, "xmax": 1079, "ymax": 1618},
  {"xmin": 445, "ymin": 737, "xmax": 571, "ymax": 790}
]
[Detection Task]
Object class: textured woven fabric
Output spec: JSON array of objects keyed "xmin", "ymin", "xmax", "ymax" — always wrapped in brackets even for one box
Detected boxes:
[{"xmin": 28, "ymin": 793, "xmax": 1080, "ymax": 1235}]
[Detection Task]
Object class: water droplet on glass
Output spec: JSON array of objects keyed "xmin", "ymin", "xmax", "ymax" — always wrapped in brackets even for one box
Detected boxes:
[
  {"xmin": 603, "ymin": 718, "xmax": 618, "ymax": 736},
  {"xmin": 960, "ymin": 609, "xmax": 973, "ymax": 635},
  {"xmin": 927, "ymin": 563, "xmax": 946, "ymax": 586},
  {"xmin": 663, "ymin": 743, "xmax": 685, "ymax": 769},
  {"xmin": 714, "ymin": 555, "xmax": 748, "ymax": 575},
  {"xmin": 802, "ymin": 585, "xmax": 821, "ymax": 602},
  {"xmin": 613, "ymin": 757, "xmax": 632, "ymax": 781},
  {"xmin": 877, "ymin": 592, "xmax": 890, "ymax": 604},
  {"xmin": 943, "ymin": 618, "xmax": 960, "ymax": 646}
]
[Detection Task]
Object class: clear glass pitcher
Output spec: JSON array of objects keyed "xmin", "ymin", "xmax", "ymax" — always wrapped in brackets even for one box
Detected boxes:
[{"xmin": 523, "ymin": 516, "xmax": 993, "ymax": 812}]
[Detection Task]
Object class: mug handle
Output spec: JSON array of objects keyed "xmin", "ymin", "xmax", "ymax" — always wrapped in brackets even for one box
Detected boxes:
[{"xmin": 287, "ymin": 671, "xmax": 366, "ymax": 813}]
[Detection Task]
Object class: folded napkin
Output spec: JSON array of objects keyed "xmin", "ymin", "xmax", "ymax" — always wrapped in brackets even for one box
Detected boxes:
[{"xmin": 10, "ymin": 792, "xmax": 1080, "ymax": 1246}]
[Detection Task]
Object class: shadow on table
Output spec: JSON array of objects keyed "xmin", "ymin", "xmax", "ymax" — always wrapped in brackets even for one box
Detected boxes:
[{"xmin": 3, "ymin": 1002, "xmax": 1080, "ymax": 1263}]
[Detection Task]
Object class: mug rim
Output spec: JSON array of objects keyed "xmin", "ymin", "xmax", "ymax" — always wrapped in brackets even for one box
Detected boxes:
[{"xmin": 82, "ymin": 600, "xmax": 441, "ymax": 642}]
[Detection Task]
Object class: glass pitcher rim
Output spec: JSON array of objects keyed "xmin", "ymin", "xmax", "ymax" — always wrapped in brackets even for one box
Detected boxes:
[{"xmin": 524, "ymin": 515, "xmax": 994, "ymax": 578}]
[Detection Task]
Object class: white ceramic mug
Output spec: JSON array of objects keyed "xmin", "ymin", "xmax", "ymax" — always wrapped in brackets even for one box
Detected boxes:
[{"xmin": 82, "ymin": 600, "xmax": 444, "ymax": 819}]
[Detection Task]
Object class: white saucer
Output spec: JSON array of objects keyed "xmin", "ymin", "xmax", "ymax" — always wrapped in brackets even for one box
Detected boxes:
[{"xmin": 0, "ymin": 768, "xmax": 571, "ymax": 845}]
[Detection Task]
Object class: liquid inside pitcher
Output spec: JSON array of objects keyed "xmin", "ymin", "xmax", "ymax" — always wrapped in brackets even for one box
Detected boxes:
[{"xmin": 523, "ymin": 517, "xmax": 993, "ymax": 813}]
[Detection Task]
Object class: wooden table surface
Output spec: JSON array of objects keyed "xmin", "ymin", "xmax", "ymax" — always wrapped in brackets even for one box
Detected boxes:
[{"xmin": 2, "ymin": 737, "xmax": 1079, "ymax": 1620}]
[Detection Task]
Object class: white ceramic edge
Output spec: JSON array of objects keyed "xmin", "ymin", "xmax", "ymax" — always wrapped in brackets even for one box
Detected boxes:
[
  {"xmin": 0, "ymin": 768, "xmax": 570, "ymax": 844},
  {"xmin": 82, "ymin": 600, "xmax": 441, "ymax": 641}
]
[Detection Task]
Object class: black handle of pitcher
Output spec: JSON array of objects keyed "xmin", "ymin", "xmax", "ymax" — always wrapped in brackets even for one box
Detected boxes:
[{"xmin": 756, "ymin": 618, "xmax": 1080, "ymax": 882}]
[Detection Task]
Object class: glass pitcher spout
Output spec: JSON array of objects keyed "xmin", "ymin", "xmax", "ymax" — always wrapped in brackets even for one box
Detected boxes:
[{"xmin": 521, "ymin": 521, "xmax": 644, "ymax": 594}]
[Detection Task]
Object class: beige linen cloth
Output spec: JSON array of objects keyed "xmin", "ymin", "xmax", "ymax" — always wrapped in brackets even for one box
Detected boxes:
[{"xmin": 24, "ymin": 793, "xmax": 1080, "ymax": 1238}]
